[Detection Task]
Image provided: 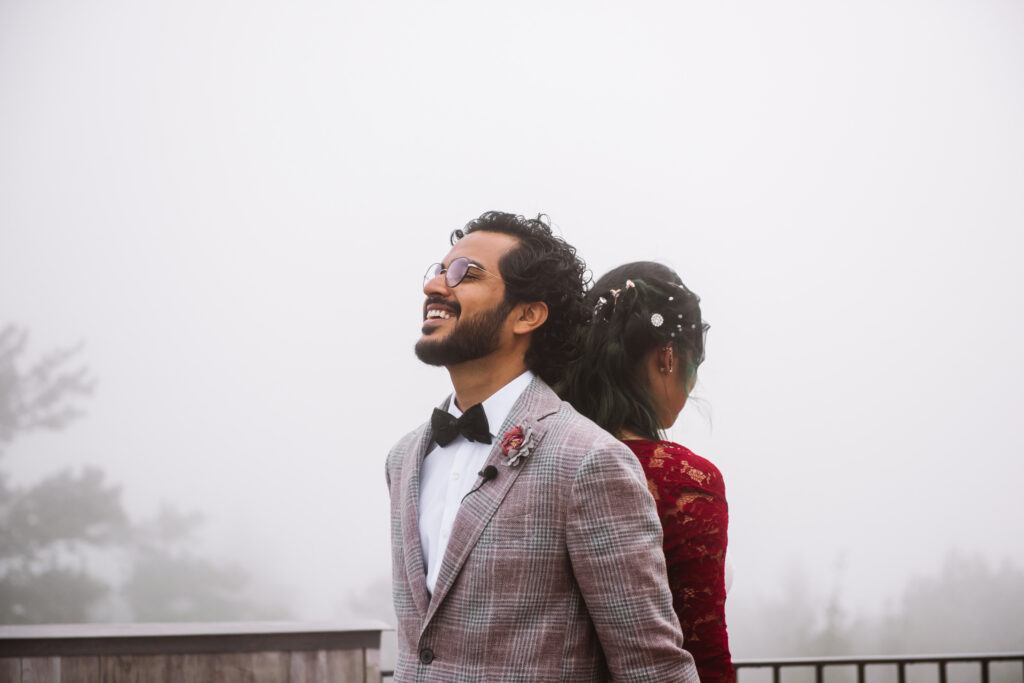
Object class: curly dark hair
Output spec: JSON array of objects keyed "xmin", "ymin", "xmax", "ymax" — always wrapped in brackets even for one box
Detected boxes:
[
  {"xmin": 560, "ymin": 261, "xmax": 709, "ymax": 439},
  {"xmin": 450, "ymin": 211, "xmax": 589, "ymax": 387}
]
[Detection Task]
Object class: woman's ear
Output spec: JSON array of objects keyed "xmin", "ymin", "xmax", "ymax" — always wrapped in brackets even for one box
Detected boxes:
[
  {"xmin": 656, "ymin": 345, "xmax": 674, "ymax": 375},
  {"xmin": 512, "ymin": 301, "xmax": 549, "ymax": 336}
]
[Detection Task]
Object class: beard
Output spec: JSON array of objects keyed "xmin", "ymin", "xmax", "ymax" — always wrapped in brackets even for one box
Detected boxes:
[{"xmin": 415, "ymin": 298, "xmax": 513, "ymax": 367}]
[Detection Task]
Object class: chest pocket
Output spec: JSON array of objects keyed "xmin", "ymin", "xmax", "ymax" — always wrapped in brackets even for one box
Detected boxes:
[{"xmin": 477, "ymin": 509, "xmax": 533, "ymax": 547}]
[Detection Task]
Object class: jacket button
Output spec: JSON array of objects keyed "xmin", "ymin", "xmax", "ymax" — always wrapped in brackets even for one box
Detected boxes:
[{"xmin": 419, "ymin": 647, "xmax": 435, "ymax": 664}]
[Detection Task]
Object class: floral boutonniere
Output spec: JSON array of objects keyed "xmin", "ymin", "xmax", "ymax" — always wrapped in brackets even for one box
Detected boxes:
[{"xmin": 500, "ymin": 425, "xmax": 533, "ymax": 467}]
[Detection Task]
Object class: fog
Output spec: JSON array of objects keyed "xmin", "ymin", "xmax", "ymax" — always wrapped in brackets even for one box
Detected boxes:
[{"xmin": 2, "ymin": 0, "xmax": 1023, "ymax": 652}]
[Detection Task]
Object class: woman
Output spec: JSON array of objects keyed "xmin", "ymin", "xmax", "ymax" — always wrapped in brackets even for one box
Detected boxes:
[{"xmin": 560, "ymin": 261, "xmax": 734, "ymax": 683}]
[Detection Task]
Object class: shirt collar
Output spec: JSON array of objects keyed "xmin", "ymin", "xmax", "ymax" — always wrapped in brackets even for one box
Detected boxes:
[{"xmin": 448, "ymin": 370, "xmax": 535, "ymax": 438}]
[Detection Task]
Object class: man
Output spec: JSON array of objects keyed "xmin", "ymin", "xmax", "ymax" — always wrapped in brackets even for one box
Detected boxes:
[{"xmin": 386, "ymin": 211, "xmax": 699, "ymax": 682}]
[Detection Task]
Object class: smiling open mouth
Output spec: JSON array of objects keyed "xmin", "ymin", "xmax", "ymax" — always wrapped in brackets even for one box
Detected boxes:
[
  {"xmin": 426, "ymin": 309, "xmax": 454, "ymax": 320},
  {"xmin": 423, "ymin": 299, "xmax": 459, "ymax": 324}
]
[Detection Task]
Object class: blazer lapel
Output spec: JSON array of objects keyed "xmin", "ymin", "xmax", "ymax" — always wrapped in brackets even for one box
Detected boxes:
[
  {"xmin": 423, "ymin": 377, "xmax": 562, "ymax": 627},
  {"xmin": 400, "ymin": 420, "xmax": 434, "ymax": 622}
]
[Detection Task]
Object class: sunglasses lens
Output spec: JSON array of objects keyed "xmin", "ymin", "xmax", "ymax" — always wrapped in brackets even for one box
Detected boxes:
[
  {"xmin": 446, "ymin": 258, "xmax": 470, "ymax": 287},
  {"xmin": 424, "ymin": 263, "xmax": 443, "ymax": 287}
]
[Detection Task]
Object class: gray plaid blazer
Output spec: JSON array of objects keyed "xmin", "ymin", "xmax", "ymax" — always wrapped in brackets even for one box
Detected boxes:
[{"xmin": 386, "ymin": 377, "xmax": 700, "ymax": 682}]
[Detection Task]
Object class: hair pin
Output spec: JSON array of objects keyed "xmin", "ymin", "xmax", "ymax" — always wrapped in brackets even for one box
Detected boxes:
[{"xmin": 650, "ymin": 313, "xmax": 664, "ymax": 328}]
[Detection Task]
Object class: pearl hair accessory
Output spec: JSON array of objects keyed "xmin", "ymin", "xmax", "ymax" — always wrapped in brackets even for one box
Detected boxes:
[{"xmin": 651, "ymin": 313, "xmax": 664, "ymax": 327}]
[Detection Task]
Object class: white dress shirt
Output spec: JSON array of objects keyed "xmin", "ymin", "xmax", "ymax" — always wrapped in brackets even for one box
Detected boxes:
[{"xmin": 419, "ymin": 370, "xmax": 534, "ymax": 595}]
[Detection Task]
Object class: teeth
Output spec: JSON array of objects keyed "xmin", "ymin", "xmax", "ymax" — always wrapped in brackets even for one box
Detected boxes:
[{"xmin": 427, "ymin": 310, "xmax": 453, "ymax": 320}]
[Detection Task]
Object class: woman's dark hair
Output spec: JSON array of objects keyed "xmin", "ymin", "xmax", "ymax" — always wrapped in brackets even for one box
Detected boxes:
[
  {"xmin": 451, "ymin": 211, "xmax": 589, "ymax": 387},
  {"xmin": 559, "ymin": 261, "xmax": 708, "ymax": 440}
]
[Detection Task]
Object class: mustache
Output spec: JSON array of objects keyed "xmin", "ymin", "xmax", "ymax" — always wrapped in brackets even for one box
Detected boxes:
[{"xmin": 423, "ymin": 295, "xmax": 461, "ymax": 317}]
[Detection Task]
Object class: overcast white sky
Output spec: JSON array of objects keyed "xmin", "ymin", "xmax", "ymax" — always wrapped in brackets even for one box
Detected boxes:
[{"xmin": 2, "ymin": 0, "xmax": 1022, "ymax": 624}]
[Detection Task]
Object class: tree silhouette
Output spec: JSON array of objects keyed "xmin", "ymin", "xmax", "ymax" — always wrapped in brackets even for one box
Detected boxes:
[
  {"xmin": 0, "ymin": 325, "xmax": 114, "ymax": 622},
  {"xmin": 0, "ymin": 324, "xmax": 282, "ymax": 623},
  {"xmin": 874, "ymin": 551, "xmax": 1024, "ymax": 654},
  {"xmin": 0, "ymin": 325, "xmax": 93, "ymax": 454},
  {"xmin": 728, "ymin": 551, "xmax": 1024, "ymax": 683},
  {"xmin": 122, "ymin": 505, "xmax": 269, "ymax": 622}
]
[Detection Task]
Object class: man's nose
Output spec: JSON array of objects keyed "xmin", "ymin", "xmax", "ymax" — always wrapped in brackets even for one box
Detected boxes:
[{"xmin": 423, "ymin": 270, "xmax": 451, "ymax": 296}]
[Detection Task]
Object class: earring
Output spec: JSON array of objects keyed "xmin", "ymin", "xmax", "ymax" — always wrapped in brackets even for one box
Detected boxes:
[{"xmin": 666, "ymin": 347, "xmax": 674, "ymax": 374}]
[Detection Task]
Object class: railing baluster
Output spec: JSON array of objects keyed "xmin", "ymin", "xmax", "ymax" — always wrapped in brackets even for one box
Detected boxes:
[
  {"xmin": 938, "ymin": 660, "xmax": 947, "ymax": 683},
  {"xmin": 815, "ymin": 663, "xmax": 823, "ymax": 683},
  {"xmin": 772, "ymin": 663, "xmax": 780, "ymax": 683},
  {"xmin": 981, "ymin": 659, "xmax": 990, "ymax": 683},
  {"xmin": 856, "ymin": 662, "xmax": 865, "ymax": 683},
  {"xmin": 896, "ymin": 661, "xmax": 906, "ymax": 683}
]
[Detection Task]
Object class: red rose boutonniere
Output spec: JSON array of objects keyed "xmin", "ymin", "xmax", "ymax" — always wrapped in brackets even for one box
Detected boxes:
[{"xmin": 500, "ymin": 425, "xmax": 533, "ymax": 467}]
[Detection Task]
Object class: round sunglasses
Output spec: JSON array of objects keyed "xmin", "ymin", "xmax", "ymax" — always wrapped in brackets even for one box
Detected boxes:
[{"xmin": 423, "ymin": 257, "xmax": 502, "ymax": 288}]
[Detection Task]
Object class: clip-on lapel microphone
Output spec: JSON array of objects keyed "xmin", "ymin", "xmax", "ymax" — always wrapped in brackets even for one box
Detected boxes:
[{"xmin": 461, "ymin": 465, "xmax": 498, "ymax": 503}]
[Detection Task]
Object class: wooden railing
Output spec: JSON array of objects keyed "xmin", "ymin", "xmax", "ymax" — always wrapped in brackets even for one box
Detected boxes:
[{"xmin": 0, "ymin": 620, "xmax": 390, "ymax": 683}]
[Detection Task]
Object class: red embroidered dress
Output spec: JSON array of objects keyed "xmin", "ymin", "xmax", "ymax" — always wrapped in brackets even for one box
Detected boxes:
[{"xmin": 624, "ymin": 439, "xmax": 735, "ymax": 683}]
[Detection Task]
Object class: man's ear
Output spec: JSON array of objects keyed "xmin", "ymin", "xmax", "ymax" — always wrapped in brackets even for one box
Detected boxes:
[{"xmin": 511, "ymin": 301, "xmax": 549, "ymax": 336}]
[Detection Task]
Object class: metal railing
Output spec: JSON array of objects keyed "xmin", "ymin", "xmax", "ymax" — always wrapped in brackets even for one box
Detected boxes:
[
  {"xmin": 735, "ymin": 653, "xmax": 1024, "ymax": 683},
  {"xmin": 380, "ymin": 653, "xmax": 1024, "ymax": 682}
]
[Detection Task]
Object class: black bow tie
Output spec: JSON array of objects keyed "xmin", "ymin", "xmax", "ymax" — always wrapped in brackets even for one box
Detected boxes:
[{"xmin": 431, "ymin": 403, "xmax": 492, "ymax": 447}]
